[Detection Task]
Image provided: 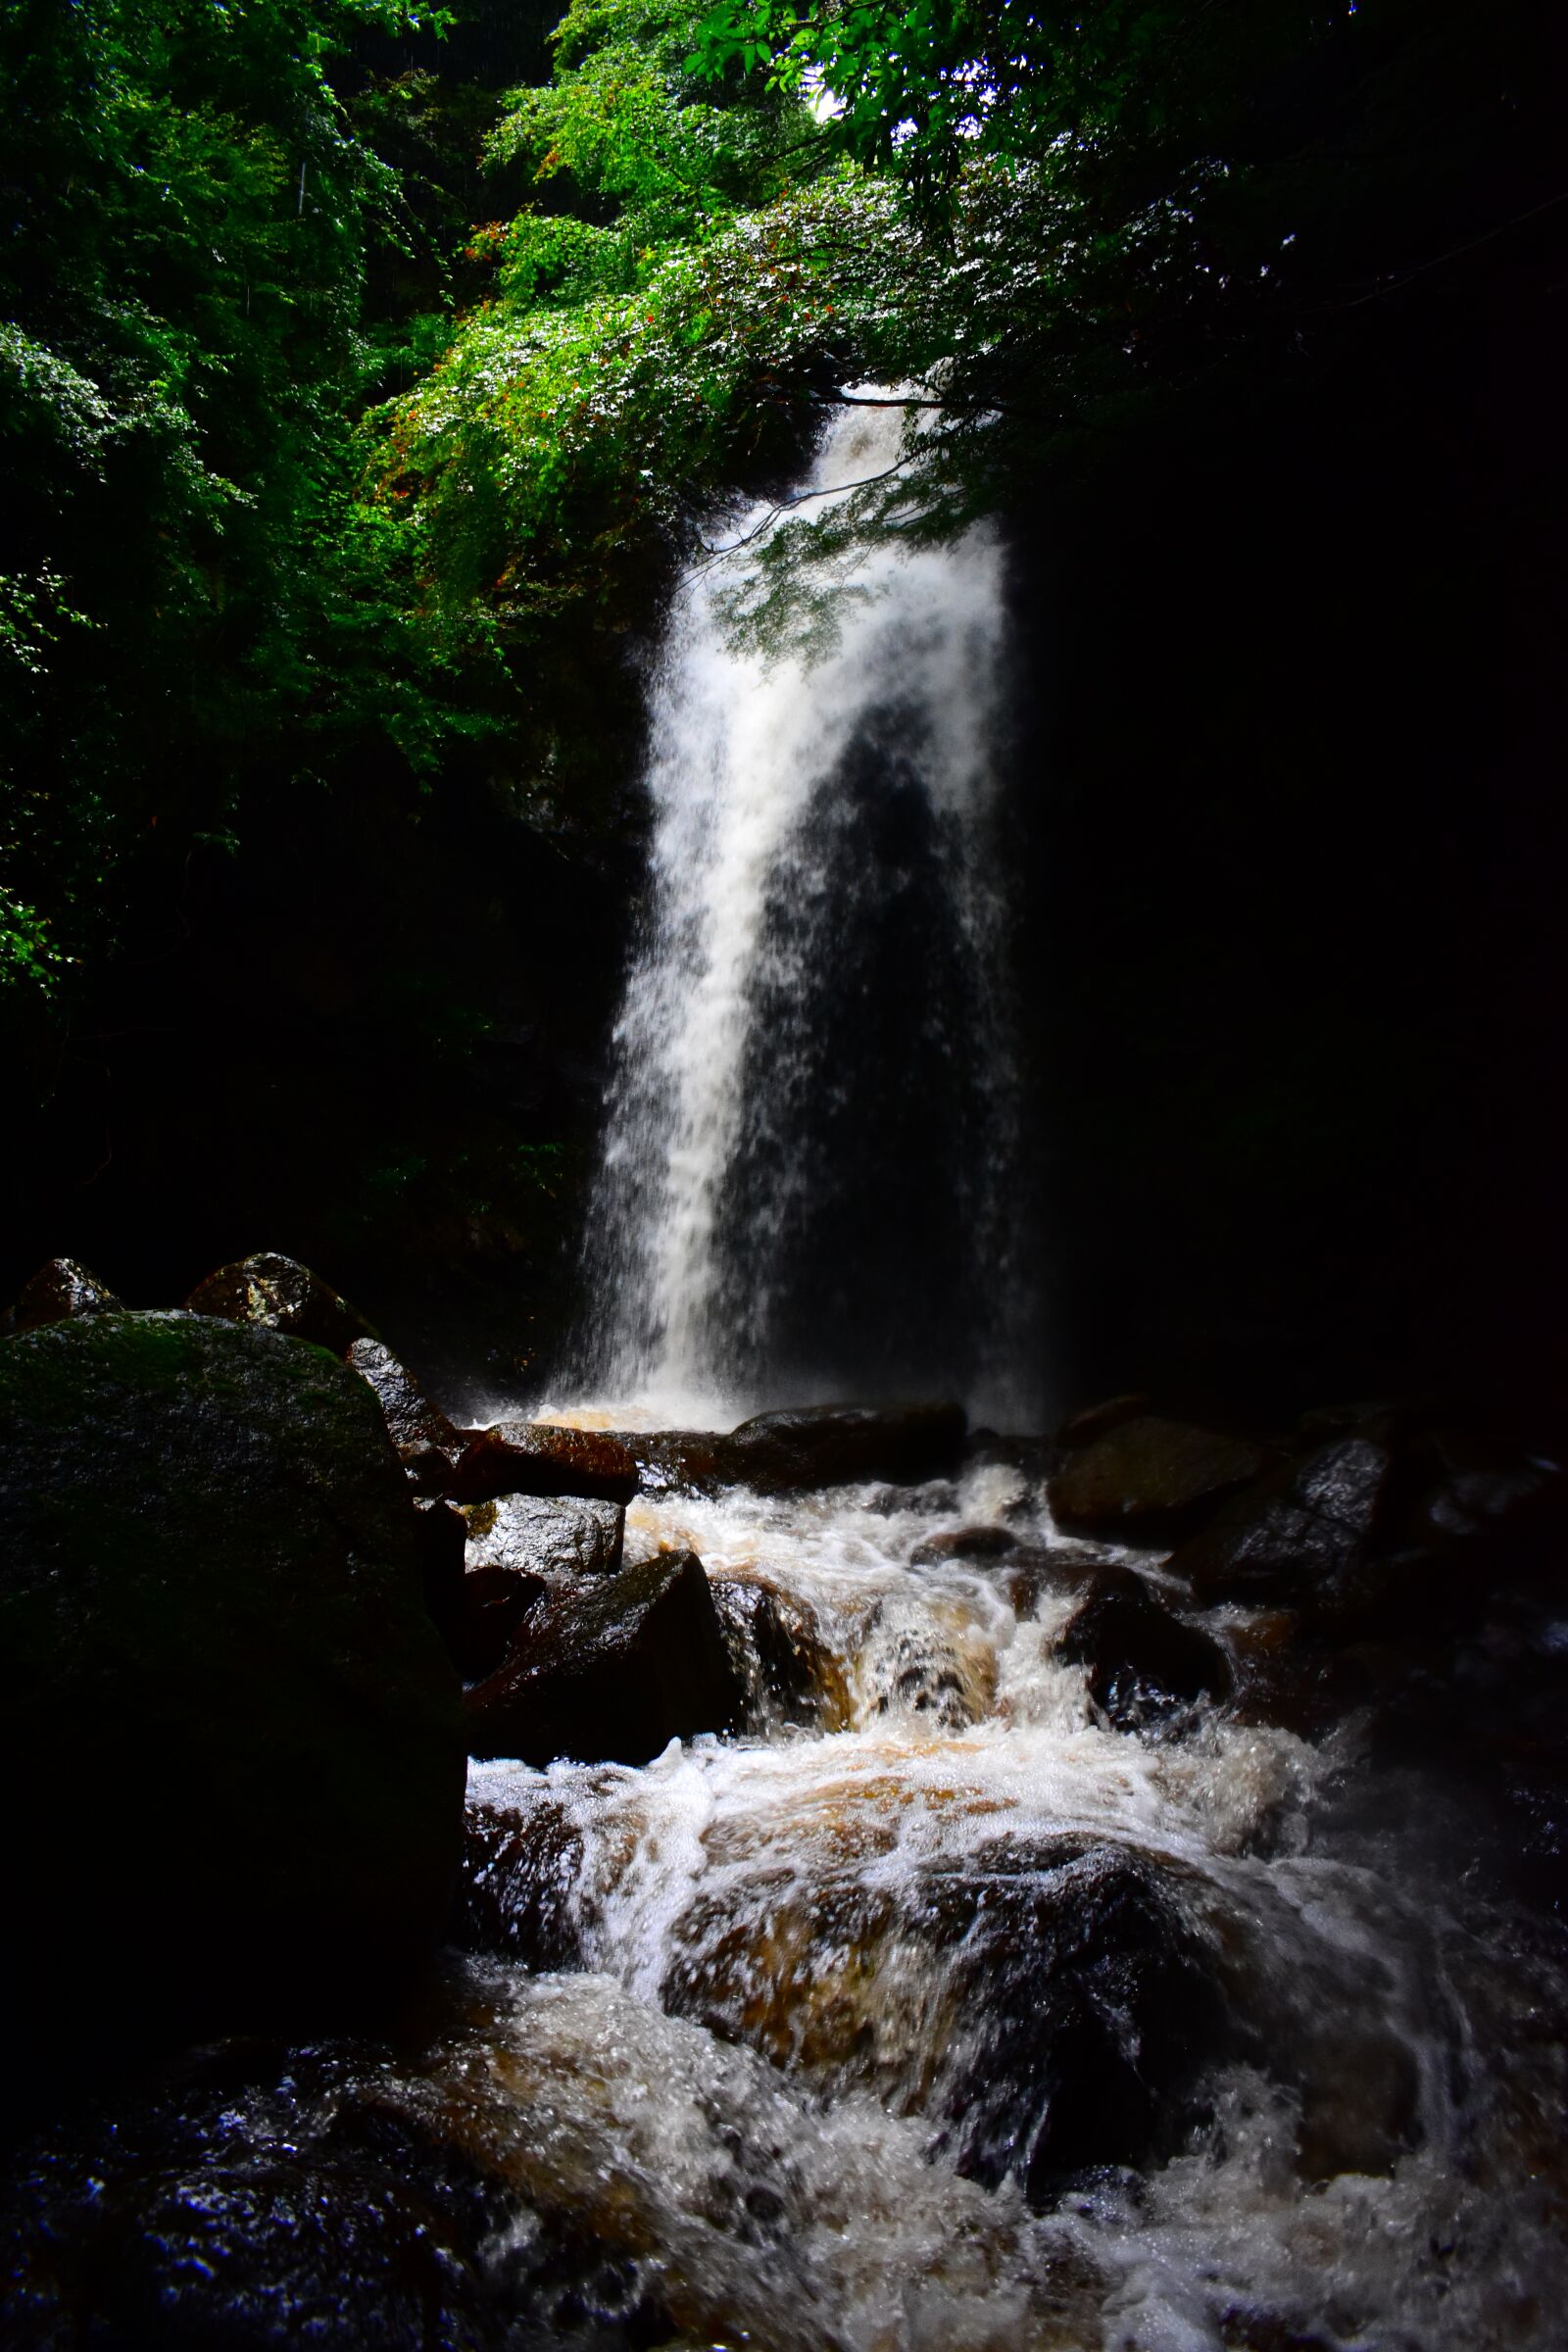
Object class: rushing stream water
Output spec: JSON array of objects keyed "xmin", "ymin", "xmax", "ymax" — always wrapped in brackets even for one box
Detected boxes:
[
  {"xmin": 426, "ymin": 1459, "xmax": 1565, "ymax": 2352},
  {"xmin": 10, "ymin": 409, "xmax": 1561, "ymax": 2352}
]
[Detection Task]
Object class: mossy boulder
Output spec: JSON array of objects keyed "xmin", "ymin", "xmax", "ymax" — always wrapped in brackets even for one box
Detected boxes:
[{"xmin": 0, "ymin": 1312, "xmax": 465, "ymax": 2091}]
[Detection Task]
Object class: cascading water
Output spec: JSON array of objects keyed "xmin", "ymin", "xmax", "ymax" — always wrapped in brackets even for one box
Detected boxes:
[
  {"xmin": 574, "ymin": 395, "xmax": 1031, "ymax": 1427},
  {"xmin": 14, "ymin": 420, "xmax": 1562, "ymax": 2352}
]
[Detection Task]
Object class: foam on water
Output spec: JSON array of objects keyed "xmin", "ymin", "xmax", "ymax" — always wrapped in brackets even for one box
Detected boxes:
[{"xmin": 449, "ymin": 1465, "xmax": 1568, "ymax": 2349}]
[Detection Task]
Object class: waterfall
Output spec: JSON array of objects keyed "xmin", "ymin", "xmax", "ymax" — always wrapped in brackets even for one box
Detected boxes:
[{"xmin": 573, "ymin": 394, "xmax": 1032, "ymax": 1427}]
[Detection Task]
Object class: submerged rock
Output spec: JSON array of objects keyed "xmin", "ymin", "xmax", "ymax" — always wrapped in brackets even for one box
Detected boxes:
[
  {"xmin": 463, "ymin": 1492, "xmax": 624, "ymax": 1582},
  {"xmin": 10, "ymin": 1255, "xmax": 124, "ymax": 1331},
  {"xmin": 348, "ymin": 1336, "xmax": 468, "ymax": 1493},
  {"xmin": 1048, "ymin": 1415, "xmax": 1267, "ymax": 1544},
  {"xmin": 466, "ymin": 1549, "xmax": 743, "ymax": 1765},
  {"xmin": 1056, "ymin": 1568, "xmax": 1233, "ymax": 1728},
  {"xmin": 0, "ymin": 1312, "xmax": 465, "ymax": 2084},
  {"xmin": 453, "ymin": 1419, "xmax": 640, "ymax": 1506},
  {"xmin": 716, "ymin": 1400, "xmax": 967, "ymax": 1494},
  {"xmin": 184, "ymin": 1249, "xmax": 375, "ymax": 1355}
]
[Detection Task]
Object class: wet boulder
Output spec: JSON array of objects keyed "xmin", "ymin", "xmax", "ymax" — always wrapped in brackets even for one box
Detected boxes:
[
  {"xmin": 1048, "ymin": 1415, "xmax": 1268, "ymax": 1544},
  {"xmin": 909, "ymin": 1523, "xmax": 1019, "ymax": 1567},
  {"xmin": 466, "ymin": 1549, "xmax": 744, "ymax": 1765},
  {"xmin": 0, "ymin": 1312, "xmax": 465, "ymax": 2083},
  {"xmin": 464, "ymin": 1492, "xmax": 624, "ymax": 1582},
  {"xmin": 612, "ymin": 1427, "xmax": 727, "ymax": 1494},
  {"xmin": 1170, "ymin": 1437, "xmax": 1394, "ymax": 1606},
  {"xmin": 1055, "ymin": 1568, "xmax": 1233, "ymax": 1728},
  {"xmin": 715, "ymin": 1401, "xmax": 967, "ymax": 1494},
  {"xmin": 348, "ymin": 1337, "xmax": 468, "ymax": 1493},
  {"xmin": 453, "ymin": 1418, "xmax": 640, "ymax": 1506},
  {"xmin": 10, "ymin": 1255, "xmax": 124, "ymax": 1331},
  {"xmin": 710, "ymin": 1575, "xmax": 847, "ymax": 1732},
  {"xmin": 0, "ymin": 2036, "xmax": 675, "ymax": 2352},
  {"xmin": 662, "ymin": 1832, "xmax": 1222, "ymax": 2209},
  {"xmin": 185, "ymin": 1250, "xmax": 375, "ymax": 1355},
  {"xmin": 926, "ymin": 1838, "xmax": 1225, "ymax": 2203}
]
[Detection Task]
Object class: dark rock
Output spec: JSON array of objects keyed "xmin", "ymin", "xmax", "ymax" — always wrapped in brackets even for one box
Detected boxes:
[
  {"xmin": 463, "ymin": 1492, "xmax": 624, "ymax": 1581},
  {"xmin": 348, "ymin": 1337, "xmax": 467, "ymax": 1493},
  {"xmin": 613, "ymin": 1428, "xmax": 727, "ymax": 1494},
  {"xmin": 927, "ymin": 1839, "xmax": 1225, "ymax": 2203},
  {"xmin": 1172, "ymin": 1437, "xmax": 1395, "ymax": 1606},
  {"xmin": 413, "ymin": 1497, "xmax": 469, "ymax": 1651},
  {"xmin": 715, "ymin": 1400, "xmax": 967, "ymax": 1494},
  {"xmin": 1056, "ymin": 1569, "xmax": 1233, "ymax": 1728},
  {"xmin": 11, "ymin": 1255, "xmax": 124, "ymax": 1331},
  {"xmin": 0, "ymin": 2037, "xmax": 676, "ymax": 2352},
  {"xmin": 711, "ymin": 1575, "xmax": 848, "ymax": 1732},
  {"xmin": 185, "ymin": 1250, "xmax": 375, "ymax": 1355},
  {"xmin": 466, "ymin": 1549, "xmax": 744, "ymax": 1765},
  {"xmin": 82, "ymin": 2158, "xmax": 502, "ymax": 2351},
  {"xmin": 452, "ymin": 1564, "xmax": 547, "ymax": 1684},
  {"xmin": 452, "ymin": 1418, "xmax": 640, "ymax": 1505},
  {"xmin": 0, "ymin": 1312, "xmax": 464, "ymax": 2087},
  {"xmin": 1048, "ymin": 1416, "xmax": 1268, "ymax": 1544},
  {"xmin": 458, "ymin": 1798, "xmax": 588, "ymax": 1967},
  {"xmin": 662, "ymin": 1833, "xmax": 1222, "ymax": 2209},
  {"xmin": 909, "ymin": 1523, "xmax": 1019, "ymax": 1567},
  {"xmin": 1056, "ymin": 1392, "xmax": 1154, "ymax": 1450}
]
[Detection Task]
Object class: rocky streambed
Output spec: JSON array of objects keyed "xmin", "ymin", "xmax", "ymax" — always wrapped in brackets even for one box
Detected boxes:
[{"xmin": 3, "ymin": 1258, "xmax": 1567, "ymax": 2348}]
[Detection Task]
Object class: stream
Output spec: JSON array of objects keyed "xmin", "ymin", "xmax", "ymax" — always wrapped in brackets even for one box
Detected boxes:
[
  {"xmin": 414, "ymin": 1452, "xmax": 1562, "ymax": 2352},
  {"xmin": 7, "ymin": 401, "xmax": 1562, "ymax": 2352}
]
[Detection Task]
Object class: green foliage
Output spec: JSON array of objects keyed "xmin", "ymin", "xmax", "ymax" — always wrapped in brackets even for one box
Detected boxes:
[{"xmin": 0, "ymin": 0, "xmax": 469, "ymax": 998}]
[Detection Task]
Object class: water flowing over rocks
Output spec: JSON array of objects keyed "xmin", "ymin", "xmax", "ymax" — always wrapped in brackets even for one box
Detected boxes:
[
  {"xmin": 0, "ymin": 1312, "xmax": 465, "ymax": 2086},
  {"xmin": 1055, "ymin": 1567, "xmax": 1234, "ymax": 1729}
]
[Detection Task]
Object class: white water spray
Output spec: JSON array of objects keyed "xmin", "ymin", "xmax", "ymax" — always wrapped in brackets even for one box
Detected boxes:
[{"xmin": 575, "ymin": 395, "xmax": 1029, "ymax": 1424}]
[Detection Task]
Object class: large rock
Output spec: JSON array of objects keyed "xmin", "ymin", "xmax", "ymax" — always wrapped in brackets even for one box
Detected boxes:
[
  {"xmin": 466, "ymin": 1549, "xmax": 743, "ymax": 1765},
  {"xmin": 452, "ymin": 1419, "xmax": 640, "ymax": 1506},
  {"xmin": 184, "ymin": 1250, "xmax": 375, "ymax": 1355},
  {"xmin": 1170, "ymin": 1436, "xmax": 1394, "ymax": 1605},
  {"xmin": 0, "ymin": 1312, "xmax": 465, "ymax": 2084},
  {"xmin": 1048, "ymin": 1415, "xmax": 1267, "ymax": 1544},
  {"xmin": 715, "ymin": 1401, "xmax": 967, "ymax": 1494},
  {"xmin": 347, "ymin": 1337, "xmax": 467, "ymax": 1493},
  {"xmin": 710, "ymin": 1574, "xmax": 848, "ymax": 1733},
  {"xmin": 662, "ymin": 1833, "xmax": 1222, "ymax": 2207},
  {"xmin": 464, "ymin": 1492, "xmax": 624, "ymax": 1581},
  {"xmin": 0, "ymin": 2036, "xmax": 676, "ymax": 2352},
  {"xmin": 11, "ymin": 1255, "xmax": 124, "ymax": 1331},
  {"xmin": 1055, "ymin": 1567, "xmax": 1232, "ymax": 1728}
]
